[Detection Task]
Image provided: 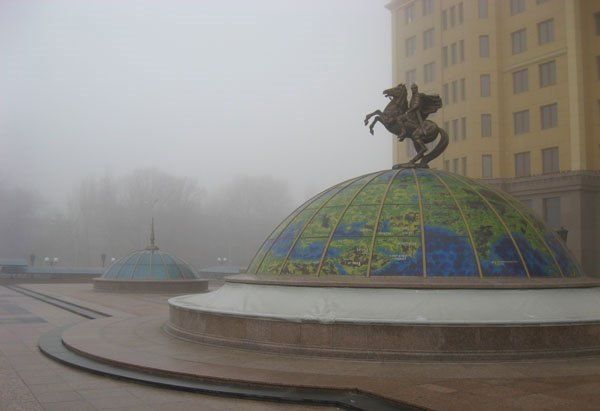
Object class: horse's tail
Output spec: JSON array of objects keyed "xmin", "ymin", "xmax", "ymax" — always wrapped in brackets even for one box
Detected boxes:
[{"xmin": 421, "ymin": 127, "xmax": 449, "ymax": 166}]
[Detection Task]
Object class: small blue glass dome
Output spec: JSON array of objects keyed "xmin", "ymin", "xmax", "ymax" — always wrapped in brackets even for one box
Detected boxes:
[
  {"xmin": 102, "ymin": 220, "xmax": 200, "ymax": 281},
  {"xmin": 102, "ymin": 249, "xmax": 199, "ymax": 280}
]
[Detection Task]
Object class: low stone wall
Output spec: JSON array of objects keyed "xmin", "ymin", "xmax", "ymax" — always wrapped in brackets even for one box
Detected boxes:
[
  {"xmin": 0, "ymin": 273, "xmax": 100, "ymax": 284},
  {"xmin": 166, "ymin": 304, "xmax": 600, "ymax": 360}
]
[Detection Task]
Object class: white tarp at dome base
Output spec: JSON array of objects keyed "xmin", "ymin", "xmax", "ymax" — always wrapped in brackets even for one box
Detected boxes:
[{"xmin": 169, "ymin": 282, "xmax": 600, "ymax": 325}]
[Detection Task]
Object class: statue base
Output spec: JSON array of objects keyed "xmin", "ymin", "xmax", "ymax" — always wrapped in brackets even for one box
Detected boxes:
[{"xmin": 392, "ymin": 162, "xmax": 429, "ymax": 169}]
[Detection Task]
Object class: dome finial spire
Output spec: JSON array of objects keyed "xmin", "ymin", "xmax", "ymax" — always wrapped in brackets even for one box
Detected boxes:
[{"xmin": 146, "ymin": 218, "xmax": 159, "ymax": 251}]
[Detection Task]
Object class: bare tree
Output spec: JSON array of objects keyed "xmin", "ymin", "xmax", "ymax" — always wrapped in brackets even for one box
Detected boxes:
[
  {"xmin": 206, "ymin": 175, "xmax": 293, "ymax": 266},
  {"xmin": 0, "ymin": 169, "xmax": 293, "ymax": 270}
]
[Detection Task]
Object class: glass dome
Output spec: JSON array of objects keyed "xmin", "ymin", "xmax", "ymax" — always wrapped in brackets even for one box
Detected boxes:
[
  {"xmin": 102, "ymin": 249, "xmax": 199, "ymax": 280},
  {"xmin": 247, "ymin": 168, "xmax": 582, "ymax": 278}
]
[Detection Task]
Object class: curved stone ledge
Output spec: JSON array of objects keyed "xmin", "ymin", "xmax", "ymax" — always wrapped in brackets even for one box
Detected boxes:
[
  {"xmin": 93, "ymin": 278, "xmax": 208, "ymax": 294},
  {"xmin": 166, "ymin": 304, "xmax": 600, "ymax": 360},
  {"xmin": 40, "ymin": 321, "xmax": 413, "ymax": 411}
]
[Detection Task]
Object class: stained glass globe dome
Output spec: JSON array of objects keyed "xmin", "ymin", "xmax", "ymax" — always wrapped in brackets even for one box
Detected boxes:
[{"xmin": 247, "ymin": 168, "xmax": 581, "ymax": 278}]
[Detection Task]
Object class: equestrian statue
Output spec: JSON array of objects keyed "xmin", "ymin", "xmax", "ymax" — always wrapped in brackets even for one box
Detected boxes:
[{"xmin": 364, "ymin": 83, "xmax": 448, "ymax": 168}]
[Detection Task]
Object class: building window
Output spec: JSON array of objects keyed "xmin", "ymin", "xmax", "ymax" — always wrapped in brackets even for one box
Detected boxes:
[
  {"xmin": 512, "ymin": 68, "xmax": 528, "ymax": 94},
  {"xmin": 451, "ymin": 80, "xmax": 458, "ymax": 103},
  {"xmin": 540, "ymin": 103, "xmax": 558, "ymax": 129},
  {"xmin": 451, "ymin": 43, "xmax": 457, "ymax": 64},
  {"xmin": 459, "ymin": 40, "xmax": 465, "ymax": 62},
  {"xmin": 479, "ymin": 35, "xmax": 490, "ymax": 57},
  {"xmin": 521, "ymin": 199, "xmax": 533, "ymax": 209},
  {"xmin": 513, "ymin": 110, "xmax": 530, "ymax": 134},
  {"xmin": 450, "ymin": 6, "xmax": 456, "ymax": 27},
  {"xmin": 482, "ymin": 155, "xmax": 492, "ymax": 178},
  {"xmin": 538, "ymin": 19, "xmax": 555, "ymax": 45},
  {"xmin": 461, "ymin": 157, "xmax": 467, "ymax": 176},
  {"xmin": 406, "ymin": 69, "xmax": 417, "ymax": 84},
  {"xmin": 443, "ymin": 83, "xmax": 449, "ymax": 103},
  {"xmin": 458, "ymin": 3, "xmax": 464, "ymax": 24},
  {"xmin": 539, "ymin": 60, "xmax": 556, "ymax": 87},
  {"xmin": 510, "ymin": 0, "xmax": 525, "ymax": 16},
  {"xmin": 511, "ymin": 29, "xmax": 527, "ymax": 54},
  {"xmin": 481, "ymin": 114, "xmax": 492, "ymax": 137},
  {"xmin": 597, "ymin": 55, "xmax": 600, "ymax": 80},
  {"xmin": 423, "ymin": 0, "xmax": 435, "ymax": 16},
  {"xmin": 543, "ymin": 197, "xmax": 561, "ymax": 229},
  {"xmin": 423, "ymin": 62, "xmax": 436, "ymax": 83},
  {"xmin": 461, "ymin": 117, "xmax": 467, "ymax": 139},
  {"xmin": 542, "ymin": 147, "xmax": 559, "ymax": 174},
  {"xmin": 405, "ymin": 3, "xmax": 415, "ymax": 24},
  {"xmin": 515, "ymin": 152, "xmax": 531, "ymax": 177},
  {"xmin": 595, "ymin": 12, "xmax": 600, "ymax": 35},
  {"xmin": 460, "ymin": 78, "xmax": 466, "ymax": 100},
  {"xmin": 423, "ymin": 28, "xmax": 435, "ymax": 49},
  {"xmin": 442, "ymin": 10, "xmax": 448, "ymax": 30},
  {"xmin": 452, "ymin": 158, "xmax": 459, "ymax": 173},
  {"xmin": 444, "ymin": 160, "xmax": 450, "ymax": 171},
  {"xmin": 452, "ymin": 119, "xmax": 459, "ymax": 141},
  {"xmin": 406, "ymin": 36, "xmax": 417, "ymax": 57},
  {"xmin": 442, "ymin": 46, "xmax": 448, "ymax": 67},
  {"xmin": 478, "ymin": 0, "xmax": 488, "ymax": 18},
  {"xmin": 444, "ymin": 120, "xmax": 449, "ymax": 134},
  {"xmin": 480, "ymin": 74, "xmax": 491, "ymax": 97}
]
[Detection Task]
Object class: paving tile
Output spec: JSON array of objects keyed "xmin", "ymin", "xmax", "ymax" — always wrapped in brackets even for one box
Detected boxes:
[
  {"xmin": 417, "ymin": 383, "xmax": 457, "ymax": 393},
  {"xmin": 3, "ymin": 401, "xmax": 43, "ymax": 411},
  {"xmin": 0, "ymin": 365, "xmax": 44, "ymax": 410},
  {"xmin": 67, "ymin": 378, "xmax": 122, "ymax": 390},
  {"xmin": 100, "ymin": 406, "xmax": 154, "ymax": 411},
  {"xmin": 42, "ymin": 400, "xmax": 95, "ymax": 411},
  {"xmin": 20, "ymin": 373, "xmax": 65, "ymax": 385},
  {"xmin": 497, "ymin": 393, "xmax": 592, "ymax": 411},
  {"xmin": 86, "ymin": 394, "xmax": 146, "ymax": 410},
  {"xmin": 77, "ymin": 387, "xmax": 139, "ymax": 401},
  {"xmin": 465, "ymin": 382, "xmax": 528, "ymax": 399},
  {"xmin": 34, "ymin": 390, "xmax": 83, "ymax": 404},
  {"xmin": 548, "ymin": 382, "xmax": 600, "ymax": 401},
  {"xmin": 28, "ymin": 383, "xmax": 76, "ymax": 395},
  {"xmin": 18, "ymin": 368, "xmax": 60, "ymax": 379},
  {"xmin": 501, "ymin": 380, "xmax": 560, "ymax": 394},
  {"xmin": 126, "ymin": 385, "xmax": 197, "ymax": 404}
]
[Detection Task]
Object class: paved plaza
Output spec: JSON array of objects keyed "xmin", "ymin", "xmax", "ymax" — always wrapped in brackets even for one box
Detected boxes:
[
  {"xmin": 4, "ymin": 282, "xmax": 600, "ymax": 410},
  {"xmin": 0, "ymin": 284, "xmax": 337, "ymax": 411}
]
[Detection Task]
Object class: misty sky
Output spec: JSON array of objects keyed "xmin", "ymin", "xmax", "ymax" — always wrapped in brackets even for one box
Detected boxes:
[{"xmin": 1, "ymin": 0, "xmax": 391, "ymax": 206}]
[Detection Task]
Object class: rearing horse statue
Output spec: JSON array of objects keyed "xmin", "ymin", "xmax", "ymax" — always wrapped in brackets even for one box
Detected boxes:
[
  {"xmin": 364, "ymin": 83, "xmax": 408, "ymax": 136},
  {"xmin": 364, "ymin": 83, "xmax": 448, "ymax": 168}
]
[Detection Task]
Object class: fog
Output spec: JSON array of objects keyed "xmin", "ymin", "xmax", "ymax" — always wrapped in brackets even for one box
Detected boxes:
[{"xmin": 0, "ymin": 0, "xmax": 391, "ymax": 268}]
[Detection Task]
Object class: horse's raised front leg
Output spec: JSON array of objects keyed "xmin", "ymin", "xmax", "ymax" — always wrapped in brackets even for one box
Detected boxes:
[
  {"xmin": 369, "ymin": 117, "xmax": 381, "ymax": 135},
  {"xmin": 364, "ymin": 110, "xmax": 383, "ymax": 126}
]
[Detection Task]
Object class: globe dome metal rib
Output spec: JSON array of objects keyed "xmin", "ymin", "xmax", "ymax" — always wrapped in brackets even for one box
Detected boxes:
[{"xmin": 247, "ymin": 169, "xmax": 581, "ymax": 278}]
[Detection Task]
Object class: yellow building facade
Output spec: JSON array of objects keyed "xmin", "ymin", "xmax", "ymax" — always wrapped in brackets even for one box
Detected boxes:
[{"xmin": 387, "ymin": 0, "xmax": 600, "ymax": 275}]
